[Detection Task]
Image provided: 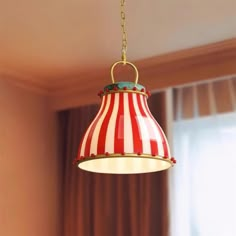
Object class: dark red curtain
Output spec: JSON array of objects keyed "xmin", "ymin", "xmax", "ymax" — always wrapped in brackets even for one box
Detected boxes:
[{"xmin": 59, "ymin": 92, "xmax": 169, "ymax": 236}]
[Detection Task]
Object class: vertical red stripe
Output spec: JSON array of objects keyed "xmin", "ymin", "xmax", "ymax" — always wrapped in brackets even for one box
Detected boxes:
[
  {"xmin": 142, "ymin": 96, "xmax": 169, "ymax": 157},
  {"xmin": 97, "ymin": 94, "xmax": 115, "ymax": 154},
  {"xmin": 136, "ymin": 94, "xmax": 158, "ymax": 155},
  {"xmin": 83, "ymin": 96, "xmax": 108, "ymax": 157},
  {"xmin": 114, "ymin": 93, "xmax": 124, "ymax": 153},
  {"xmin": 128, "ymin": 93, "xmax": 143, "ymax": 153},
  {"xmin": 77, "ymin": 131, "xmax": 87, "ymax": 159}
]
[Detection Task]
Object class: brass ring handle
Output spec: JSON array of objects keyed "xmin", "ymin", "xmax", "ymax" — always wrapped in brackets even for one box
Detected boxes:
[{"xmin": 110, "ymin": 61, "xmax": 139, "ymax": 84}]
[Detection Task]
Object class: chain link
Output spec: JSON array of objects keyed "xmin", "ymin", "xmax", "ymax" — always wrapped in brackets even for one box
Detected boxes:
[{"xmin": 121, "ymin": 0, "xmax": 127, "ymax": 63}]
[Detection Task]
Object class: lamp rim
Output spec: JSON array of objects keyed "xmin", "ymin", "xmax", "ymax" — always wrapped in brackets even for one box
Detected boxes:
[{"xmin": 76, "ymin": 153, "xmax": 174, "ymax": 167}]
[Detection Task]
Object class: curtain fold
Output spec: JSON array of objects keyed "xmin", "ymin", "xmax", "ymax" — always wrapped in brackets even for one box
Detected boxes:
[
  {"xmin": 173, "ymin": 76, "xmax": 236, "ymax": 120},
  {"xmin": 59, "ymin": 92, "xmax": 169, "ymax": 236}
]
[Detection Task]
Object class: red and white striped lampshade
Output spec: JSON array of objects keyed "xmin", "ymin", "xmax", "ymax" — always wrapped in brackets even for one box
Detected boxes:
[{"xmin": 75, "ymin": 79, "xmax": 176, "ymax": 174}]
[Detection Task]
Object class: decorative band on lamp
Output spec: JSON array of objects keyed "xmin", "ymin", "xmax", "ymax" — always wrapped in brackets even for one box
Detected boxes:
[{"xmin": 75, "ymin": 61, "xmax": 176, "ymax": 174}]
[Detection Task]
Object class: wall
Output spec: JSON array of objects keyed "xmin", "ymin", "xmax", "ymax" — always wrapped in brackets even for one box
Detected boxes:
[{"xmin": 0, "ymin": 79, "xmax": 60, "ymax": 236}]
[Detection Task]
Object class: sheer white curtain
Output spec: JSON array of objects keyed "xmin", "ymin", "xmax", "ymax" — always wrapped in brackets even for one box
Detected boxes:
[{"xmin": 169, "ymin": 76, "xmax": 236, "ymax": 236}]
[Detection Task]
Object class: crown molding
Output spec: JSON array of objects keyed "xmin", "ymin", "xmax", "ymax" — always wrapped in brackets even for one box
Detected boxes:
[
  {"xmin": 0, "ymin": 68, "xmax": 50, "ymax": 95},
  {"xmin": 1, "ymin": 38, "xmax": 235, "ymax": 110},
  {"xmin": 50, "ymin": 38, "xmax": 236, "ymax": 110}
]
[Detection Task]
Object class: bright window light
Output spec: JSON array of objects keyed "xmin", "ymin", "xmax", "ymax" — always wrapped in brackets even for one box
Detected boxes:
[{"xmin": 170, "ymin": 112, "xmax": 236, "ymax": 236}]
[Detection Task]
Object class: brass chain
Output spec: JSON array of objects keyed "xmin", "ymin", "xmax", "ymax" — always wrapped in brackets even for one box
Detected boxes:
[
  {"xmin": 110, "ymin": 0, "xmax": 139, "ymax": 84},
  {"xmin": 121, "ymin": 0, "xmax": 127, "ymax": 63}
]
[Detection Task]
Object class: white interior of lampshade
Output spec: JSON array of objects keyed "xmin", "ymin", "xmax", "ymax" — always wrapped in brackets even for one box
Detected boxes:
[{"xmin": 78, "ymin": 157, "xmax": 171, "ymax": 174}]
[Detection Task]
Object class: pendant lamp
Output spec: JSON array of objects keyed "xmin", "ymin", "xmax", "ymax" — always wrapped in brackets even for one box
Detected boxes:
[{"xmin": 74, "ymin": 0, "xmax": 176, "ymax": 174}]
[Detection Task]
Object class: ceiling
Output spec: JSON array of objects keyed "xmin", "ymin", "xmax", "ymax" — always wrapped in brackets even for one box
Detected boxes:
[{"xmin": 0, "ymin": 0, "xmax": 236, "ymax": 108}]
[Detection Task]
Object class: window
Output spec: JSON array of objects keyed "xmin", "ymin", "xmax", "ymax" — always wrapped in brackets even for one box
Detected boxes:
[{"xmin": 170, "ymin": 77, "xmax": 236, "ymax": 236}]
